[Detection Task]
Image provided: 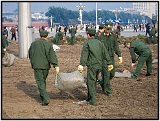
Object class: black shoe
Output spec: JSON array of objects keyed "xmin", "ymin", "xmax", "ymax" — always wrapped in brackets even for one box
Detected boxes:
[
  {"xmin": 107, "ymin": 93, "xmax": 112, "ymax": 97},
  {"xmin": 104, "ymin": 92, "xmax": 112, "ymax": 97},
  {"xmin": 42, "ymin": 100, "xmax": 50, "ymax": 106},
  {"xmin": 89, "ymin": 102, "xmax": 96, "ymax": 106},
  {"xmin": 145, "ymin": 73, "xmax": 151, "ymax": 76}
]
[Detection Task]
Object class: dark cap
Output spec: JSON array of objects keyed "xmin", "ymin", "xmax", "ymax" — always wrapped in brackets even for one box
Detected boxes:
[
  {"xmin": 124, "ymin": 40, "xmax": 131, "ymax": 47},
  {"xmin": 87, "ymin": 28, "xmax": 96, "ymax": 35},
  {"xmin": 106, "ymin": 25, "xmax": 112, "ymax": 29},
  {"xmin": 40, "ymin": 30, "xmax": 48, "ymax": 37},
  {"xmin": 99, "ymin": 24, "xmax": 105, "ymax": 30}
]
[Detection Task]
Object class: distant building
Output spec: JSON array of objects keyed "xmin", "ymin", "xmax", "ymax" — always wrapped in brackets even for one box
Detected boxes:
[
  {"xmin": 32, "ymin": 12, "xmax": 48, "ymax": 20},
  {"xmin": 133, "ymin": 2, "xmax": 158, "ymax": 18},
  {"xmin": 2, "ymin": 12, "xmax": 18, "ymax": 22}
]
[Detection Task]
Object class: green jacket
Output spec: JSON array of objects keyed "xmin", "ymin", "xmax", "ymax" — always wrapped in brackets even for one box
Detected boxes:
[
  {"xmin": 129, "ymin": 40, "xmax": 151, "ymax": 63},
  {"xmin": 69, "ymin": 28, "xmax": 76, "ymax": 36},
  {"xmin": 150, "ymin": 28, "xmax": 157, "ymax": 36},
  {"xmin": 102, "ymin": 33, "xmax": 121, "ymax": 57},
  {"xmin": 29, "ymin": 39, "xmax": 58, "ymax": 69},
  {"xmin": 2, "ymin": 35, "xmax": 6, "ymax": 58},
  {"xmin": 80, "ymin": 38, "xmax": 112, "ymax": 69},
  {"xmin": 55, "ymin": 32, "xmax": 63, "ymax": 40},
  {"xmin": 2, "ymin": 35, "xmax": 6, "ymax": 49}
]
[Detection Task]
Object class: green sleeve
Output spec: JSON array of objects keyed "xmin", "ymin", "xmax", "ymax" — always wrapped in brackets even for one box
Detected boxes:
[
  {"xmin": 28, "ymin": 44, "xmax": 32, "ymax": 59},
  {"xmin": 2, "ymin": 36, "xmax": 6, "ymax": 48},
  {"xmin": 95, "ymin": 32, "xmax": 98, "ymax": 39},
  {"xmin": 80, "ymin": 42, "xmax": 89, "ymax": 66},
  {"xmin": 113, "ymin": 36, "xmax": 121, "ymax": 57},
  {"xmin": 102, "ymin": 43, "xmax": 112, "ymax": 65},
  {"xmin": 129, "ymin": 48, "xmax": 136, "ymax": 63},
  {"xmin": 75, "ymin": 29, "xmax": 77, "ymax": 34},
  {"xmin": 49, "ymin": 44, "xmax": 58, "ymax": 67}
]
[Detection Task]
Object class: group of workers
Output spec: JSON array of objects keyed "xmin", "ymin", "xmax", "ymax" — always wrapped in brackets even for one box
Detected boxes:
[
  {"xmin": 27, "ymin": 23, "xmax": 153, "ymax": 106},
  {"xmin": 41, "ymin": 25, "xmax": 77, "ymax": 45},
  {"xmin": 2, "ymin": 22, "xmax": 153, "ymax": 106}
]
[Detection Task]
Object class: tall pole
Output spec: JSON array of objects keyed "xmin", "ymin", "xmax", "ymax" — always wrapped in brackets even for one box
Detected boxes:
[
  {"xmin": 96, "ymin": 2, "xmax": 98, "ymax": 30},
  {"xmin": 18, "ymin": 2, "xmax": 32, "ymax": 58},
  {"xmin": 50, "ymin": 16, "xmax": 53, "ymax": 32},
  {"xmin": 76, "ymin": 3, "xmax": 85, "ymax": 26},
  {"xmin": 50, "ymin": 16, "xmax": 53, "ymax": 28}
]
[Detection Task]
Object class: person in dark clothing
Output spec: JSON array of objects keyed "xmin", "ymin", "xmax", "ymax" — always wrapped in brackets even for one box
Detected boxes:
[
  {"xmin": 145, "ymin": 23, "xmax": 151, "ymax": 36},
  {"xmin": 29, "ymin": 30, "xmax": 59, "ymax": 106},
  {"xmin": 10, "ymin": 27, "xmax": 16, "ymax": 41},
  {"xmin": 124, "ymin": 40, "xmax": 152, "ymax": 79},
  {"xmin": 78, "ymin": 28, "xmax": 113, "ymax": 106}
]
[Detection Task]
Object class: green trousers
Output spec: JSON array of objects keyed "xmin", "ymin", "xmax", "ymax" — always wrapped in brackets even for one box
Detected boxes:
[
  {"xmin": 132, "ymin": 50, "xmax": 152, "ymax": 78},
  {"xmin": 54, "ymin": 37, "xmax": 61, "ymax": 45},
  {"xmin": 87, "ymin": 67, "xmax": 101, "ymax": 105},
  {"xmin": 100, "ymin": 67, "xmax": 112, "ymax": 95},
  {"xmin": 99, "ymin": 56, "xmax": 115, "ymax": 94},
  {"xmin": 150, "ymin": 35, "xmax": 157, "ymax": 44},
  {"xmin": 109, "ymin": 56, "xmax": 115, "ymax": 80},
  {"xmin": 70, "ymin": 35, "xmax": 75, "ymax": 45},
  {"xmin": 34, "ymin": 69, "xmax": 49, "ymax": 103}
]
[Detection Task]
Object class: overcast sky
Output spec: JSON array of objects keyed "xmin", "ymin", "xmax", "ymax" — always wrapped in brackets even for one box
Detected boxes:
[{"xmin": 2, "ymin": 2, "xmax": 133, "ymax": 13}]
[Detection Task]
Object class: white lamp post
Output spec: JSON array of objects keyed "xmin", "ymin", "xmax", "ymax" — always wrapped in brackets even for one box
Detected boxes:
[{"xmin": 76, "ymin": 3, "xmax": 85, "ymax": 26}]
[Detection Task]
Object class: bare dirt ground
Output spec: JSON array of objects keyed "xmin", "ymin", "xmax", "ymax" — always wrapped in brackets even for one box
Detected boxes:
[{"xmin": 2, "ymin": 40, "xmax": 158, "ymax": 119}]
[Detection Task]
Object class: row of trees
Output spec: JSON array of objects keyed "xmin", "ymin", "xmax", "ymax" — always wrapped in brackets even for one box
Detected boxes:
[{"xmin": 46, "ymin": 6, "xmax": 151, "ymax": 25}]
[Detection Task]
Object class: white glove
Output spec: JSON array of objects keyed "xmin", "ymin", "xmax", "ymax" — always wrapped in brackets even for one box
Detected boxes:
[
  {"xmin": 131, "ymin": 63, "xmax": 136, "ymax": 67},
  {"xmin": 55, "ymin": 67, "xmax": 59, "ymax": 74},
  {"xmin": 4, "ymin": 48, "xmax": 6, "ymax": 51},
  {"xmin": 78, "ymin": 65, "xmax": 83, "ymax": 73}
]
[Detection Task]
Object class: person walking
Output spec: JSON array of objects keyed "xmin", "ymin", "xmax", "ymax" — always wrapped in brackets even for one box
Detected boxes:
[
  {"xmin": 95, "ymin": 24, "xmax": 105, "ymax": 41},
  {"xmin": 54, "ymin": 31, "xmax": 64, "ymax": 45},
  {"xmin": 78, "ymin": 28, "xmax": 113, "ymax": 106},
  {"xmin": 69, "ymin": 26, "xmax": 77, "ymax": 45},
  {"xmin": 10, "ymin": 27, "xmax": 16, "ymax": 41},
  {"xmin": 98, "ymin": 25, "xmax": 122, "ymax": 96},
  {"xmin": 124, "ymin": 40, "xmax": 152, "ymax": 79},
  {"xmin": 2, "ymin": 32, "xmax": 7, "ymax": 58},
  {"xmin": 2, "ymin": 26, "xmax": 9, "ymax": 47},
  {"xmin": 145, "ymin": 23, "xmax": 151, "ymax": 36},
  {"xmin": 149, "ymin": 25, "xmax": 157, "ymax": 44},
  {"xmin": 28, "ymin": 30, "xmax": 59, "ymax": 106}
]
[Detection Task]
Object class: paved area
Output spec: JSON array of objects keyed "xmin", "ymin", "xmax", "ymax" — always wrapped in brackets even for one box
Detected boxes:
[{"xmin": 7, "ymin": 28, "xmax": 150, "ymax": 43}]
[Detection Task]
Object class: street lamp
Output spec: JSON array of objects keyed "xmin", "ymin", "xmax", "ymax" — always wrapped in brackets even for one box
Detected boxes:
[
  {"xmin": 96, "ymin": 3, "xmax": 102, "ymax": 31},
  {"xmin": 76, "ymin": 3, "xmax": 85, "ymax": 26},
  {"xmin": 98, "ymin": 17, "xmax": 102, "ymax": 24},
  {"xmin": 114, "ymin": 8, "xmax": 118, "ymax": 21},
  {"xmin": 48, "ymin": 16, "xmax": 54, "ymax": 32}
]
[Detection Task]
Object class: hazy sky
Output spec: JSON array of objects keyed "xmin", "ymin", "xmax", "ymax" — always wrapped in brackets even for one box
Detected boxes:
[{"xmin": 2, "ymin": 2, "xmax": 133, "ymax": 13}]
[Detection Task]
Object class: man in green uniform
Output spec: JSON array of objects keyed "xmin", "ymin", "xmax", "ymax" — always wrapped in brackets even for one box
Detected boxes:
[
  {"xmin": 69, "ymin": 26, "xmax": 77, "ymax": 45},
  {"xmin": 99, "ymin": 25, "xmax": 123, "ymax": 96},
  {"xmin": 78, "ymin": 28, "xmax": 113, "ymax": 106},
  {"xmin": 54, "ymin": 31, "xmax": 64, "ymax": 45},
  {"xmin": 95, "ymin": 24, "xmax": 106, "ymax": 41},
  {"xmin": 149, "ymin": 25, "xmax": 157, "ymax": 44},
  {"xmin": 29, "ymin": 30, "xmax": 59, "ymax": 106},
  {"xmin": 2, "ymin": 32, "xmax": 7, "ymax": 58},
  {"xmin": 124, "ymin": 40, "xmax": 152, "ymax": 79}
]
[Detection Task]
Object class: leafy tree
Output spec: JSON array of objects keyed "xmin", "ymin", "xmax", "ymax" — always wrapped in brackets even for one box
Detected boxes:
[{"xmin": 45, "ymin": 6, "xmax": 151, "ymax": 25}]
